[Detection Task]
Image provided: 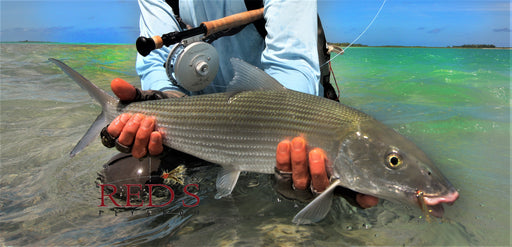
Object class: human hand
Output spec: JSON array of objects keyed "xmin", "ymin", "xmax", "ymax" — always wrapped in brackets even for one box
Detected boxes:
[
  {"xmin": 101, "ymin": 78, "xmax": 183, "ymax": 158},
  {"xmin": 274, "ymin": 136, "xmax": 379, "ymax": 208}
]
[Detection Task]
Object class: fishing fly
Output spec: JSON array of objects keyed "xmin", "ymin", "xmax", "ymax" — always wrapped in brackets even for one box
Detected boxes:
[
  {"xmin": 161, "ymin": 165, "xmax": 187, "ymax": 185},
  {"xmin": 416, "ymin": 190, "xmax": 433, "ymax": 223}
]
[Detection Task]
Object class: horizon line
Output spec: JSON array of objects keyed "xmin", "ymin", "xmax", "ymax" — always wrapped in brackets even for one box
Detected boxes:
[{"xmin": 1, "ymin": 41, "xmax": 510, "ymax": 49}]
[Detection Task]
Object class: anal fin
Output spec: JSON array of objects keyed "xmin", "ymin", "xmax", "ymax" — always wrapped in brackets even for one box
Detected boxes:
[{"xmin": 215, "ymin": 167, "xmax": 241, "ymax": 199}]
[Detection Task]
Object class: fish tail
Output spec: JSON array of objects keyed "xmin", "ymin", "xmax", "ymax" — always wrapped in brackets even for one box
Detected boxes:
[{"xmin": 49, "ymin": 58, "xmax": 118, "ymax": 157}]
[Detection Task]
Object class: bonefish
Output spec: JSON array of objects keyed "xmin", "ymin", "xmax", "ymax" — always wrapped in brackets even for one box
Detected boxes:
[{"xmin": 50, "ymin": 58, "xmax": 458, "ymax": 224}]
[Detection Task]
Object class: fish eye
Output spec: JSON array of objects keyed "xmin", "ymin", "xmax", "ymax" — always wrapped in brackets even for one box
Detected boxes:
[{"xmin": 385, "ymin": 152, "xmax": 403, "ymax": 169}]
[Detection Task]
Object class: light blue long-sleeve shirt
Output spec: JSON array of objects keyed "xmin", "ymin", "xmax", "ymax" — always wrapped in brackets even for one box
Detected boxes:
[{"xmin": 136, "ymin": 0, "xmax": 321, "ymax": 96}]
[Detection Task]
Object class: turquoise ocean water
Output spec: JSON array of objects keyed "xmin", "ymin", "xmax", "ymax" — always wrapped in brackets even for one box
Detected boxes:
[{"xmin": 0, "ymin": 44, "xmax": 510, "ymax": 245}]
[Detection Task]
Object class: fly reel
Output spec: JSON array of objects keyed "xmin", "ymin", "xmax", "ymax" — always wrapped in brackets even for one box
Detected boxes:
[{"xmin": 165, "ymin": 41, "xmax": 219, "ymax": 92}]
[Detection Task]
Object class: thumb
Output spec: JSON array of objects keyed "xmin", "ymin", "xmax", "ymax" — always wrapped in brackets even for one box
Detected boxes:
[{"xmin": 111, "ymin": 78, "xmax": 137, "ymax": 101}]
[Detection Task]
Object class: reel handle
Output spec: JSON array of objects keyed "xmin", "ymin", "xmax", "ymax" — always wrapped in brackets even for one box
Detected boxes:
[{"xmin": 136, "ymin": 7, "xmax": 264, "ymax": 56}]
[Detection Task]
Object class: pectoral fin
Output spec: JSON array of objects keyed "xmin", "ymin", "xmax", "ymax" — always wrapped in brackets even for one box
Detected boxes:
[
  {"xmin": 215, "ymin": 167, "xmax": 241, "ymax": 199},
  {"xmin": 292, "ymin": 180, "xmax": 342, "ymax": 224}
]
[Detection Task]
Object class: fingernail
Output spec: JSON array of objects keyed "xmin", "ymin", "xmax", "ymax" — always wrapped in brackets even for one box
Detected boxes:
[
  {"xmin": 278, "ymin": 142, "xmax": 289, "ymax": 153},
  {"xmin": 150, "ymin": 135, "xmax": 159, "ymax": 143},
  {"xmin": 293, "ymin": 179, "xmax": 308, "ymax": 190},
  {"xmin": 292, "ymin": 138, "xmax": 304, "ymax": 150},
  {"xmin": 310, "ymin": 150, "xmax": 322, "ymax": 162}
]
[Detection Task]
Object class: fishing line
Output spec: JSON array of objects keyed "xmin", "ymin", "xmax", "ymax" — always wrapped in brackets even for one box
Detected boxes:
[
  {"xmin": 321, "ymin": 0, "xmax": 387, "ymax": 68},
  {"xmin": 329, "ymin": 61, "xmax": 341, "ymax": 101}
]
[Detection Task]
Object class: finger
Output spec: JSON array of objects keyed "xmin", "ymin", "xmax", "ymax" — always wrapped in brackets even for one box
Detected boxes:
[
  {"xmin": 276, "ymin": 140, "xmax": 292, "ymax": 172},
  {"xmin": 291, "ymin": 136, "xmax": 309, "ymax": 190},
  {"xmin": 111, "ymin": 78, "xmax": 137, "ymax": 101},
  {"xmin": 356, "ymin": 194, "xmax": 379, "ymax": 208},
  {"xmin": 132, "ymin": 117, "xmax": 155, "ymax": 158},
  {"xmin": 309, "ymin": 148, "xmax": 329, "ymax": 193},
  {"xmin": 148, "ymin": 131, "xmax": 164, "ymax": 156},
  {"xmin": 117, "ymin": 113, "xmax": 145, "ymax": 146},
  {"xmin": 107, "ymin": 113, "xmax": 132, "ymax": 137}
]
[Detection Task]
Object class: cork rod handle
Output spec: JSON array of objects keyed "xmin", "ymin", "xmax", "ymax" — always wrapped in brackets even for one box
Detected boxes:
[{"xmin": 202, "ymin": 8, "xmax": 264, "ymax": 36}]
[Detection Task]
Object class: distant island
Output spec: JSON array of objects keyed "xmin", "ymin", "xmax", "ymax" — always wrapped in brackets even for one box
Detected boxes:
[
  {"xmin": 329, "ymin": 42, "xmax": 368, "ymax": 47},
  {"xmin": 449, "ymin": 44, "xmax": 496, "ymax": 48},
  {"xmin": 19, "ymin": 40, "xmax": 57, "ymax": 43},
  {"xmin": 328, "ymin": 43, "xmax": 508, "ymax": 49}
]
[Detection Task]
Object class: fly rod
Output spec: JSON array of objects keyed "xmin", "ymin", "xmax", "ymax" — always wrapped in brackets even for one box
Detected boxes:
[{"xmin": 136, "ymin": 8, "xmax": 264, "ymax": 56}]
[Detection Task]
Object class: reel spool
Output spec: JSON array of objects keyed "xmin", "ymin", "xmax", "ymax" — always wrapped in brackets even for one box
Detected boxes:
[{"xmin": 165, "ymin": 41, "xmax": 219, "ymax": 92}]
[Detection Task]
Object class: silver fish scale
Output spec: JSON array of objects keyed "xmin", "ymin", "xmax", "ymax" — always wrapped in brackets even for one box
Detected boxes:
[{"xmin": 120, "ymin": 89, "xmax": 370, "ymax": 173}]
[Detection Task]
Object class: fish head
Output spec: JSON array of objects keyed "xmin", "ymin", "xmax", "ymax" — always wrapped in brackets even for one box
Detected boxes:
[{"xmin": 333, "ymin": 119, "xmax": 459, "ymax": 217}]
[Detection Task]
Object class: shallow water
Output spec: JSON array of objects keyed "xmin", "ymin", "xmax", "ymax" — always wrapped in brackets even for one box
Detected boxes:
[{"xmin": 0, "ymin": 44, "xmax": 510, "ymax": 246}]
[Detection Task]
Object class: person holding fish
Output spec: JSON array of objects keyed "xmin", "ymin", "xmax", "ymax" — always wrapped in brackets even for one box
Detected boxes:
[{"xmin": 100, "ymin": 0, "xmax": 378, "ymax": 208}]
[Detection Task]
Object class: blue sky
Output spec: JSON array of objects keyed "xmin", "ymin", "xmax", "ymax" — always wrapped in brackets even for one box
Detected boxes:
[{"xmin": 0, "ymin": 0, "xmax": 510, "ymax": 47}]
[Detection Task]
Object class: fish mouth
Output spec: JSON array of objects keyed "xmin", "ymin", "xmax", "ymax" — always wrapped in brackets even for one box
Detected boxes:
[{"xmin": 420, "ymin": 190, "xmax": 459, "ymax": 218}]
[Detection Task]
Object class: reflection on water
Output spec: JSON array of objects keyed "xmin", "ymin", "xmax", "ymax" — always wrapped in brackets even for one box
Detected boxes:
[{"xmin": 0, "ymin": 44, "xmax": 510, "ymax": 246}]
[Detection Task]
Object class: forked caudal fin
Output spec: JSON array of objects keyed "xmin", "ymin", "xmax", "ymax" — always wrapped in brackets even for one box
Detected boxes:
[{"xmin": 49, "ymin": 58, "xmax": 118, "ymax": 157}]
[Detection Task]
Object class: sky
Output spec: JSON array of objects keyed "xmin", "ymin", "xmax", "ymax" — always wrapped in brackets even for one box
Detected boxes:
[{"xmin": 0, "ymin": 0, "xmax": 510, "ymax": 47}]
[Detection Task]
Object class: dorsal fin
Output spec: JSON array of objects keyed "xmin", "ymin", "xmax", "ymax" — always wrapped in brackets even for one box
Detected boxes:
[{"xmin": 227, "ymin": 58, "xmax": 286, "ymax": 92}]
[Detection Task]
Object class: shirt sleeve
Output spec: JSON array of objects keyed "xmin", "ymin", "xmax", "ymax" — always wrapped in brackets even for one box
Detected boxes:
[
  {"xmin": 262, "ymin": 0, "xmax": 321, "ymax": 96},
  {"xmin": 136, "ymin": 0, "xmax": 187, "ymax": 93}
]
